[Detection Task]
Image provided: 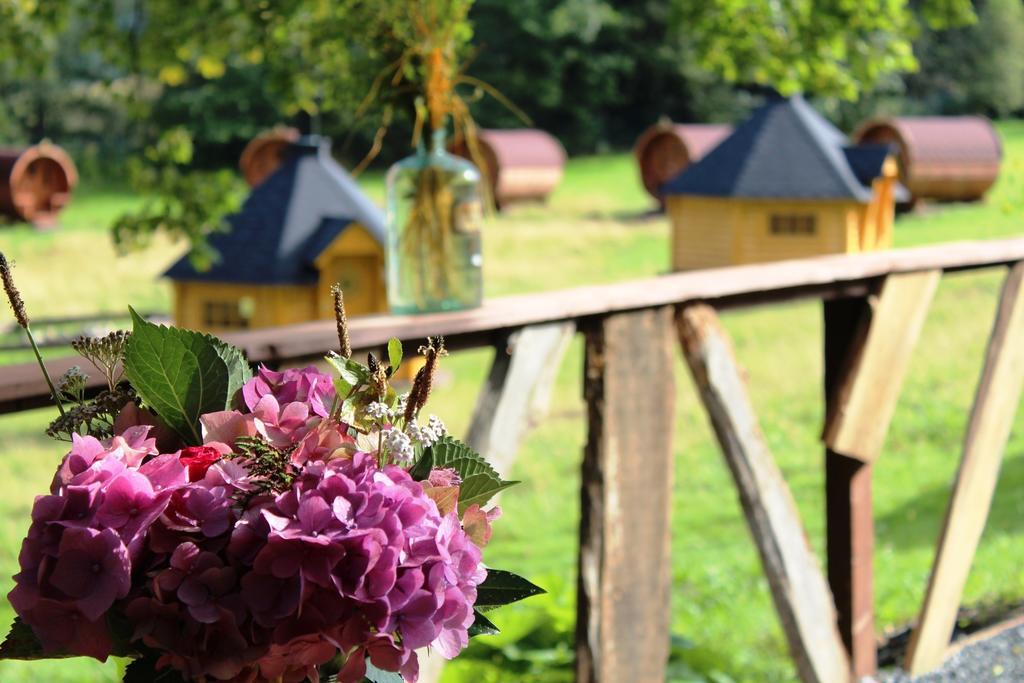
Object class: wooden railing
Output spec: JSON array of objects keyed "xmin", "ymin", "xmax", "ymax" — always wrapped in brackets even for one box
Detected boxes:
[
  {"xmin": 3, "ymin": 237, "xmax": 1024, "ymax": 682},
  {"xmin": 0, "ymin": 311, "xmax": 169, "ymax": 351}
]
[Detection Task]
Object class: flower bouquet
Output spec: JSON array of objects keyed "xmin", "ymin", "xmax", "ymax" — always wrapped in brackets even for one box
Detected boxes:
[{"xmin": 0, "ymin": 260, "xmax": 541, "ymax": 683}]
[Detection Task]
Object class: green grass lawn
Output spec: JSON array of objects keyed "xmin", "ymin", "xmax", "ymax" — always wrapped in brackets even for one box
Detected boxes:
[{"xmin": 0, "ymin": 122, "xmax": 1023, "ymax": 682}]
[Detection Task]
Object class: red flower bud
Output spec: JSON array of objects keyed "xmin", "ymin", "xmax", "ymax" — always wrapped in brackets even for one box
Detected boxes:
[{"xmin": 178, "ymin": 446, "xmax": 221, "ymax": 482}]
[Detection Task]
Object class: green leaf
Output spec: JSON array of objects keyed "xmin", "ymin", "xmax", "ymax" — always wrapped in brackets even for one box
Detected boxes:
[
  {"xmin": 0, "ymin": 618, "xmax": 61, "ymax": 660},
  {"xmin": 387, "ymin": 337, "xmax": 403, "ymax": 374},
  {"xmin": 123, "ymin": 652, "xmax": 187, "ymax": 682},
  {"xmin": 408, "ymin": 446, "xmax": 433, "ymax": 481},
  {"xmin": 457, "ymin": 474, "xmax": 519, "ymax": 514},
  {"xmin": 364, "ymin": 662, "xmax": 404, "ymax": 683},
  {"xmin": 326, "ymin": 352, "xmax": 368, "ymax": 387},
  {"xmin": 467, "ymin": 609, "xmax": 500, "ymax": 637},
  {"xmin": 211, "ymin": 336, "xmax": 252, "ymax": 408},
  {"xmin": 334, "ymin": 376, "xmax": 354, "ymax": 398},
  {"xmin": 446, "ymin": 456, "xmax": 504, "ymax": 479},
  {"xmin": 429, "ymin": 436, "xmax": 500, "ymax": 480},
  {"xmin": 418, "ymin": 437, "xmax": 519, "ymax": 512},
  {"xmin": 475, "ymin": 569, "xmax": 546, "ymax": 609},
  {"xmin": 123, "ymin": 308, "xmax": 248, "ymax": 445}
]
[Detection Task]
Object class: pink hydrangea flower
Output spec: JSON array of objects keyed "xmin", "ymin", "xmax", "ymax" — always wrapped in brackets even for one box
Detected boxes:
[
  {"xmin": 242, "ymin": 365, "xmax": 336, "ymax": 419},
  {"xmin": 251, "ymin": 394, "xmax": 319, "ymax": 448},
  {"xmin": 9, "ymin": 381, "xmax": 492, "ymax": 683}
]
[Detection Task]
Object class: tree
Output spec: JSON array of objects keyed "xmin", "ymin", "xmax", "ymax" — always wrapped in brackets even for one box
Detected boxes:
[
  {"xmin": 0, "ymin": 0, "xmax": 987, "ymax": 263},
  {"xmin": 672, "ymin": 0, "xmax": 977, "ymax": 100},
  {"xmin": 466, "ymin": 0, "xmax": 752, "ymax": 153},
  {"xmin": 0, "ymin": 0, "xmax": 377, "ymax": 264},
  {"xmin": 967, "ymin": 0, "xmax": 1024, "ymax": 117}
]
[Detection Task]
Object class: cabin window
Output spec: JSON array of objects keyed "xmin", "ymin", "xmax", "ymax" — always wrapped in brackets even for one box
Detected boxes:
[
  {"xmin": 202, "ymin": 300, "xmax": 250, "ymax": 329},
  {"xmin": 769, "ymin": 214, "xmax": 817, "ymax": 236}
]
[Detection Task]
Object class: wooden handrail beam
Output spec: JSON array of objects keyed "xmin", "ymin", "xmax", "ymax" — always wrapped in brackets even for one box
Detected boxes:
[
  {"xmin": 224, "ymin": 237, "xmax": 1024, "ymax": 362},
  {"xmin": 3, "ymin": 237, "xmax": 1024, "ymax": 415}
]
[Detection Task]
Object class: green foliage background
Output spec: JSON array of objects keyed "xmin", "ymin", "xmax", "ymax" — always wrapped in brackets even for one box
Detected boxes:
[{"xmin": 3, "ymin": 0, "xmax": 1017, "ymax": 165}]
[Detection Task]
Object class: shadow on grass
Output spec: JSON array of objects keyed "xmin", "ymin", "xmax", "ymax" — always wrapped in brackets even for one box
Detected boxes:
[
  {"xmin": 581, "ymin": 207, "xmax": 664, "ymax": 223},
  {"xmin": 875, "ymin": 448, "xmax": 1024, "ymax": 552}
]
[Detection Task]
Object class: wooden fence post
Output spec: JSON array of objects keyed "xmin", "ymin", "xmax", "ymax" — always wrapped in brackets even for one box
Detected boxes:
[
  {"xmin": 680, "ymin": 304, "xmax": 850, "ymax": 683},
  {"xmin": 905, "ymin": 262, "xmax": 1024, "ymax": 674},
  {"xmin": 823, "ymin": 296, "xmax": 877, "ymax": 679},
  {"xmin": 822, "ymin": 272, "xmax": 939, "ymax": 677},
  {"xmin": 576, "ymin": 307, "xmax": 675, "ymax": 683}
]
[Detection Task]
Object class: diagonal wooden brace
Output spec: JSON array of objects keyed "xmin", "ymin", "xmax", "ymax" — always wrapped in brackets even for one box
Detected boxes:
[
  {"xmin": 905, "ymin": 262, "xmax": 1024, "ymax": 675},
  {"xmin": 465, "ymin": 321, "xmax": 575, "ymax": 473},
  {"xmin": 679, "ymin": 303, "xmax": 850, "ymax": 683},
  {"xmin": 824, "ymin": 269, "xmax": 941, "ymax": 463}
]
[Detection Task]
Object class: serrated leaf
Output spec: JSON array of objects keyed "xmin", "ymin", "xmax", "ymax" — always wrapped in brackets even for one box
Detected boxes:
[
  {"xmin": 446, "ymin": 456, "xmax": 502, "ymax": 479},
  {"xmin": 0, "ymin": 617, "xmax": 60, "ymax": 660},
  {"xmin": 428, "ymin": 436, "xmax": 499, "ymax": 480},
  {"xmin": 365, "ymin": 662, "xmax": 404, "ymax": 683},
  {"xmin": 123, "ymin": 308, "xmax": 243, "ymax": 445},
  {"xmin": 467, "ymin": 609, "xmax": 500, "ymax": 637},
  {"xmin": 475, "ymin": 569, "xmax": 546, "ymax": 609},
  {"xmin": 211, "ymin": 337, "xmax": 252, "ymax": 408},
  {"xmin": 0, "ymin": 615, "xmax": 143, "ymax": 662},
  {"xmin": 387, "ymin": 337, "xmax": 402, "ymax": 374},
  {"xmin": 457, "ymin": 474, "xmax": 518, "ymax": 514}
]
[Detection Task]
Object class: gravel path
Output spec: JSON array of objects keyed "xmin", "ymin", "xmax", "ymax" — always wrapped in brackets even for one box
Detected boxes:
[{"xmin": 876, "ymin": 622, "xmax": 1024, "ymax": 682}]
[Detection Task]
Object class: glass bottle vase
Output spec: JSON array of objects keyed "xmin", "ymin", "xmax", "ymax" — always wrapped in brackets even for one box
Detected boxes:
[{"xmin": 385, "ymin": 128, "xmax": 484, "ymax": 314}]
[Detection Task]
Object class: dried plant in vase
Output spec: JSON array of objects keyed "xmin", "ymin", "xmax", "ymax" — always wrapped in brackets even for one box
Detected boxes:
[{"xmin": 354, "ymin": 0, "xmax": 526, "ymax": 314}]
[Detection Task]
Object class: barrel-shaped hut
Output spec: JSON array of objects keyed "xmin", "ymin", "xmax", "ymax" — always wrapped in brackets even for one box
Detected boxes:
[
  {"xmin": 450, "ymin": 129, "xmax": 566, "ymax": 208},
  {"xmin": 0, "ymin": 143, "xmax": 77, "ymax": 227},
  {"xmin": 852, "ymin": 116, "xmax": 1001, "ymax": 203},
  {"xmin": 634, "ymin": 122, "xmax": 732, "ymax": 207},
  {"xmin": 239, "ymin": 127, "xmax": 301, "ymax": 188}
]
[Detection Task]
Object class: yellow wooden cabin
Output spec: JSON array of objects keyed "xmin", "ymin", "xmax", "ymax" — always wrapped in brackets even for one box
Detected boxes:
[
  {"xmin": 663, "ymin": 96, "xmax": 903, "ymax": 271},
  {"xmin": 165, "ymin": 136, "xmax": 387, "ymax": 332}
]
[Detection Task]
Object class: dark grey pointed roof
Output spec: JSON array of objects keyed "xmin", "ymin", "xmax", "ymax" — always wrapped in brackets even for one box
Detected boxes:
[
  {"xmin": 663, "ymin": 96, "xmax": 889, "ymax": 202},
  {"xmin": 165, "ymin": 136, "xmax": 385, "ymax": 285}
]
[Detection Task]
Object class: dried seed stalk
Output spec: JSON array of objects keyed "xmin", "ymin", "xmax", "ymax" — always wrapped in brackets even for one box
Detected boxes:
[
  {"xmin": 403, "ymin": 336, "xmax": 446, "ymax": 423},
  {"xmin": 1, "ymin": 252, "xmax": 64, "ymax": 415},
  {"xmin": 331, "ymin": 284, "xmax": 352, "ymax": 357}
]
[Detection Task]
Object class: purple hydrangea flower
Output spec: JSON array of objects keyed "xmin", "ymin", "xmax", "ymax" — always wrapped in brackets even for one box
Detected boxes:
[{"xmin": 48, "ymin": 527, "xmax": 131, "ymax": 621}]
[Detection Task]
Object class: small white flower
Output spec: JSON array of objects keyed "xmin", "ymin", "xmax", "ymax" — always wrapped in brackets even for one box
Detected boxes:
[
  {"xmin": 406, "ymin": 421, "xmax": 440, "ymax": 447},
  {"xmin": 395, "ymin": 392, "xmax": 410, "ymax": 415},
  {"xmin": 383, "ymin": 427, "xmax": 414, "ymax": 464},
  {"xmin": 365, "ymin": 401, "xmax": 392, "ymax": 422},
  {"xmin": 427, "ymin": 415, "xmax": 447, "ymax": 438},
  {"xmin": 56, "ymin": 365, "xmax": 89, "ymax": 399}
]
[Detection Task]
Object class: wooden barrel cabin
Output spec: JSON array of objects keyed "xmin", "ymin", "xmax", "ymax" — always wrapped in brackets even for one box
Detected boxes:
[
  {"xmin": 634, "ymin": 122, "xmax": 732, "ymax": 206},
  {"xmin": 450, "ymin": 129, "xmax": 566, "ymax": 208},
  {"xmin": 852, "ymin": 116, "xmax": 1002, "ymax": 203},
  {"xmin": 239, "ymin": 126, "xmax": 300, "ymax": 188},
  {"xmin": 0, "ymin": 143, "xmax": 77, "ymax": 227}
]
